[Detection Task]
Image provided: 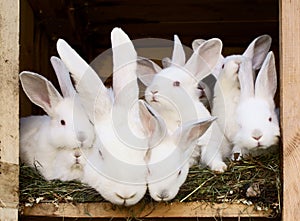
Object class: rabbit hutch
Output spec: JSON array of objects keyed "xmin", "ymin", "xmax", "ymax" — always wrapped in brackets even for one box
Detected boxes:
[{"xmin": 1, "ymin": 0, "xmax": 299, "ymax": 220}]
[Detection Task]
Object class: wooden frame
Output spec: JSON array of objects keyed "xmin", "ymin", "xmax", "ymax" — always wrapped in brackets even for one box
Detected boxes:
[
  {"xmin": 0, "ymin": 1, "xmax": 20, "ymax": 221},
  {"xmin": 1, "ymin": 0, "xmax": 299, "ymax": 220},
  {"xmin": 280, "ymin": 0, "xmax": 300, "ymax": 220}
]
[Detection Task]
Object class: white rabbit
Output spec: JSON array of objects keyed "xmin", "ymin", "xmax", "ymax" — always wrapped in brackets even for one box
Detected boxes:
[
  {"xmin": 139, "ymin": 100, "xmax": 215, "ymax": 201},
  {"xmin": 232, "ymin": 51, "xmax": 280, "ymax": 159},
  {"xmin": 56, "ymin": 28, "xmax": 152, "ymax": 206},
  {"xmin": 138, "ymin": 35, "xmax": 230, "ymax": 173},
  {"xmin": 49, "ymin": 56, "xmax": 96, "ymax": 181},
  {"xmin": 19, "ymin": 68, "xmax": 95, "ymax": 181},
  {"xmin": 211, "ymin": 35, "xmax": 272, "ymax": 159}
]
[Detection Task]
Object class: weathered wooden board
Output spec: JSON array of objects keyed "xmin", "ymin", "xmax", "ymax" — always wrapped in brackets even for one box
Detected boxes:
[
  {"xmin": 0, "ymin": 0, "xmax": 20, "ymax": 220},
  {"xmin": 21, "ymin": 202, "xmax": 272, "ymax": 218},
  {"xmin": 280, "ymin": 0, "xmax": 300, "ymax": 220}
]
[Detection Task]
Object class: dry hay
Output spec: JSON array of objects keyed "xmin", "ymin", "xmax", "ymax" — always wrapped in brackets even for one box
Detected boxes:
[{"xmin": 19, "ymin": 151, "xmax": 281, "ymax": 216}]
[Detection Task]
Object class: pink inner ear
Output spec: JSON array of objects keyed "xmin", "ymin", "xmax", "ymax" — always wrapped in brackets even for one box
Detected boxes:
[
  {"xmin": 173, "ymin": 81, "xmax": 180, "ymax": 87},
  {"xmin": 33, "ymin": 93, "xmax": 51, "ymax": 109}
]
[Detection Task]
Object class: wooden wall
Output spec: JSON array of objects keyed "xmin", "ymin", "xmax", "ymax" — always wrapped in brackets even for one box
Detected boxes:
[
  {"xmin": 0, "ymin": 1, "xmax": 20, "ymax": 221},
  {"xmin": 20, "ymin": 0, "xmax": 53, "ymax": 117},
  {"xmin": 280, "ymin": 0, "xmax": 300, "ymax": 220}
]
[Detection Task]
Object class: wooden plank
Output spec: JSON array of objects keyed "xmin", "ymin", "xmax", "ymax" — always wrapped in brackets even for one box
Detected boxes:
[
  {"xmin": 0, "ymin": 0, "xmax": 20, "ymax": 165},
  {"xmin": 280, "ymin": 0, "xmax": 300, "ymax": 220},
  {"xmin": 20, "ymin": 0, "xmax": 35, "ymax": 117},
  {"xmin": 0, "ymin": 208, "xmax": 18, "ymax": 221},
  {"xmin": 82, "ymin": 0, "xmax": 278, "ymax": 23},
  {"xmin": 0, "ymin": 1, "xmax": 20, "ymax": 220},
  {"xmin": 0, "ymin": 162, "xmax": 19, "ymax": 209},
  {"xmin": 21, "ymin": 202, "xmax": 272, "ymax": 218},
  {"xmin": 86, "ymin": 21, "xmax": 278, "ymax": 49}
]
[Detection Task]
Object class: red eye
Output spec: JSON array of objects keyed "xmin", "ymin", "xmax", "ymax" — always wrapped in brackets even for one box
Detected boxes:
[
  {"xmin": 60, "ymin": 120, "xmax": 66, "ymax": 126},
  {"xmin": 268, "ymin": 117, "xmax": 272, "ymax": 122},
  {"xmin": 173, "ymin": 81, "xmax": 180, "ymax": 87}
]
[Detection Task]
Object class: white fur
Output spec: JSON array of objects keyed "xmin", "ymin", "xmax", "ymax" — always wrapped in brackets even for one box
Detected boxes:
[
  {"xmin": 138, "ymin": 35, "xmax": 230, "ymax": 173},
  {"xmin": 139, "ymin": 100, "xmax": 215, "ymax": 201},
  {"xmin": 57, "ymin": 28, "xmax": 150, "ymax": 206},
  {"xmin": 19, "ymin": 70, "xmax": 95, "ymax": 181},
  {"xmin": 232, "ymin": 52, "xmax": 280, "ymax": 159},
  {"xmin": 211, "ymin": 35, "xmax": 274, "ymax": 159}
]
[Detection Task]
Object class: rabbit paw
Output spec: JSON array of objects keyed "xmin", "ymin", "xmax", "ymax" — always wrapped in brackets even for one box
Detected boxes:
[{"xmin": 211, "ymin": 161, "xmax": 228, "ymax": 174}]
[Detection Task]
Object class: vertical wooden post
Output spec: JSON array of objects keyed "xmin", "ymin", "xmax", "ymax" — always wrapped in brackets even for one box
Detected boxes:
[
  {"xmin": 0, "ymin": 1, "xmax": 20, "ymax": 221},
  {"xmin": 280, "ymin": 0, "xmax": 300, "ymax": 220}
]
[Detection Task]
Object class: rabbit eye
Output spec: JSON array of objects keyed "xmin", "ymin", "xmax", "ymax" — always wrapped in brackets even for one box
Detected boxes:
[
  {"xmin": 268, "ymin": 117, "xmax": 272, "ymax": 122},
  {"xmin": 60, "ymin": 120, "xmax": 66, "ymax": 126},
  {"xmin": 173, "ymin": 81, "xmax": 180, "ymax": 87},
  {"xmin": 178, "ymin": 170, "xmax": 182, "ymax": 176},
  {"xmin": 221, "ymin": 64, "xmax": 225, "ymax": 69}
]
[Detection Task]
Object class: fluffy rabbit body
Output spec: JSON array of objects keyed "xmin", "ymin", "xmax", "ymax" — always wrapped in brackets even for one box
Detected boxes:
[
  {"xmin": 211, "ymin": 35, "xmax": 276, "ymax": 159},
  {"xmin": 232, "ymin": 52, "xmax": 280, "ymax": 159},
  {"xmin": 138, "ymin": 35, "xmax": 230, "ymax": 172},
  {"xmin": 57, "ymin": 28, "xmax": 151, "ymax": 206},
  {"xmin": 20, "ymin": 64, "xmax": 95, "ymax": 180}
]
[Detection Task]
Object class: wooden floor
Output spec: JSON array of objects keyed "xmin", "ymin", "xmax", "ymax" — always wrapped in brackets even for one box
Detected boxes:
[{"xmin": 20, "ymin": 202, "xmax": 276, "ymax": 219}]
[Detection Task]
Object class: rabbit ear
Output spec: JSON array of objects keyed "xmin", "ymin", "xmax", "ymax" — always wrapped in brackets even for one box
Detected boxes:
[
  {"xmin": 238, "ymin": 58, "xmax": 255, "ymax": 100},
  {"xmin": 56, "ymin": 39, "xmax": 111, "ymax": 121},
  {"xmin": 192, "ymin": 39, "xmax": 206, "ymax": 51},
  {"xmin": 50, "ymin": 56, "xmax": 76, "ymax": 98},
  {"xmin": 173, "ymin": 117, "xmax": 216, "ymax": 153},
  {"xmin": 136, "ymin": 56, "xmax": 162, "ymax": 86},
  {"xmin": 20, "ymin": 71, "xmax": 63, "ymax": 116},
  {"xmin": 171, "ymin": 35, "xmax": 186, "ymax": 67},
  {"xmin": 138, "ymin": 100, "xmax": 167, "ymax": 148},
  {"xmin": 111, "ymin": 28, "xmax": 139, "ymax": 103},
  {"xmin": 185, "ymin": 38, "xmax": 222, "ymax": 80},
  {"xmin": 255, "ymin": 51, "xmax": 277, "ymax": 100},
  {"xmin": 243, "ymin": 35, "xmax": 272, "ymax": 70}
]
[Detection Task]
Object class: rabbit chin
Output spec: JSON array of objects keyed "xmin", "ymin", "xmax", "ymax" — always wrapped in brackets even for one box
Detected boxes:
[
  {"xmin": 235, "ymin": 135, "xmax": 280, "ymax": 153},
  {"xmin": 97, "ymin": 184, "xmax": 147, "ymax": 206},
  {"xmin": 148, "ymin": 185, "xmax": 179, "ymax": 202}
]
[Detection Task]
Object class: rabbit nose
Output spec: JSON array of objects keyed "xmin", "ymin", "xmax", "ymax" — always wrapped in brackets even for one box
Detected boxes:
[
  {"xmin": 151, "ymin": 90, "xmax": 158, "ymax": 94},
  {"xmin": 157, "ymin": 190, "xmax": 169, "ymax": 201},
  {"xmin": 252, "ymin": 129, "xmax": 263, "ymax": 141},
  {"xmin": 74, "ymin": 149, "xmax": 81, "ymax": 158},
  {"xmin": 77, "ymin": 131, "xmax": 87, "ymax": 142}
]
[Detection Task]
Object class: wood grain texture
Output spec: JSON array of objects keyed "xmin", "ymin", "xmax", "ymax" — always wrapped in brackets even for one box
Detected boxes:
[
  {"xmin": 0, "ymin": 0, "xmax": 19, "ymax": 165},
  {"xmin": 0, "ymin": 1, "xmax": 20, "ymax": 220},
  {"xmin": 21, "ymin": 202, "xmax": 271, "ymax": 218},
  {"xmin": 0, "ymin": 208, "xmax": 18, "ymax": 221},
  {"xmin": 280, "ymin": 0, "xmax": 300, "ymax": 219}
]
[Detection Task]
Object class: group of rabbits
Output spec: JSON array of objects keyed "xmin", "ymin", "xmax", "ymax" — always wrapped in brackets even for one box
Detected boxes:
[{"xmin": 20, "ymin": 27, "xmax": 280, "ymax": 206}]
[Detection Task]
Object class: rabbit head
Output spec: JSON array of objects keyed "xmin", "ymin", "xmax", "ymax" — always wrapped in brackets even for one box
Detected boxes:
[
  {"xmin": 139, "ymin": 100, "xmax": 215, "ymax": 201},
  {"xmin": 57, "ymin": 28, "xmax": 150, "ymax": 206},
  {"xmin": 233, "ymin": 52, "xmax": 280, "ymax": 154},
  {"xmin": 19, "ymin": 70, "xmax": 95, "ymax": 151}
]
